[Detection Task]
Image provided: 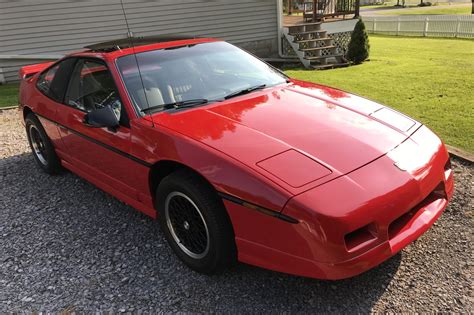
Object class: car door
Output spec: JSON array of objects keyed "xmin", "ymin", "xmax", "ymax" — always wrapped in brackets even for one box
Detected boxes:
[{"xmin": 55, "ymin": 58, "xmax": 145, "ymax": 200}]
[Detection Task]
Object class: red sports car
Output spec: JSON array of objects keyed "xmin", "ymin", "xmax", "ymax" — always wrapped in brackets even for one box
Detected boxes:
[{"xmin": 19, "ymin": 36, "xmax": 454, "ymax": 280}]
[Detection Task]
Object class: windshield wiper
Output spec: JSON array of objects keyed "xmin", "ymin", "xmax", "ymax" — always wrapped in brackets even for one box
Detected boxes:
[
  {"xmin": 223, "ymin": 84, "xmax": 267, "ymax": 100},
  {"xmin": 141, "ymin": 99, "xmax": 209, "ymax": 113}
]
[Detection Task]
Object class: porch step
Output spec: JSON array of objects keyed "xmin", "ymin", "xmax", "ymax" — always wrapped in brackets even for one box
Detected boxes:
[
  {"xmin": 296, "ymin": 21, "xmax": 322, "ymax": 26},
  {"xmin": 300, "ymin": 45, "xmax": 336, "ymax": 52},
  {"xmin": 283, "ymin": 22, "xmax": 348, "ymax": 71},
  {"xmin": 311, "ymin": 64, "xmax": 337, "ymax": 70},
  {"xmin": 294, "ymin": 37, "xmax": 331, "ymax": 44},
  {"xmin": 304, "ymin": 54, "xmax": 343, "ymax": 61},
  {"xmin": 287, "ymin": 22, "xmax": 322, "ymax": 33},
  {"xmin": 288, "ymin": 30, "xmax": 326, "ymax": 36},
  {"xmin": 311, "ymin": 62, "xmax": 350, "ymax": 70},
  {"xmin": 288, "ymin": 22, "xmax": 321, "ymax": 29}
]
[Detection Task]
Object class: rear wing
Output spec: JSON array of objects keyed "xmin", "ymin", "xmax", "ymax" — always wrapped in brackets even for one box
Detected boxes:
[{"xmin": 18, "ymin": 61, "xmax": 55, "ymax": 80}]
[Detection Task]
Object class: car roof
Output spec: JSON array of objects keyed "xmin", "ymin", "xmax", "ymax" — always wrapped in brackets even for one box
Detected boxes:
[
  {"xmin": 84, "ymin": 35, "xmax": 199, "ymax": 51},
  {"xmin": 71, "ymin": 35, "xmax": 221, "ymax": 61}
]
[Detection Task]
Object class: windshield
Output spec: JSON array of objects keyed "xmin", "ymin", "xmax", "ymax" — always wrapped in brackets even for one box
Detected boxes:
[{"xmin": 116, "ymin": 41, "xmax": 287, "ymax": 113}]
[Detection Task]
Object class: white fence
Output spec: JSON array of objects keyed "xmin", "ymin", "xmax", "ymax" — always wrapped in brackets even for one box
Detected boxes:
[{"xmin": 363, "ymin": 15, "xmax": 474, "ymax": 39}]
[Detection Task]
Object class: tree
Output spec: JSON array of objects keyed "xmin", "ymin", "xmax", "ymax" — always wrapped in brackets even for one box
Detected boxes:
[
  {"xmin": 396, "ymin": 0, "xmax": 406, "ymax": 7},
  {"xmin": 347, "ymin": 19, "xmax": 370, "ymax": 65}
]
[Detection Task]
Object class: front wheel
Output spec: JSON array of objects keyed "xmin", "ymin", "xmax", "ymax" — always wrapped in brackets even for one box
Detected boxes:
[
  {"xmin": 25, "ymin": 113, "xmax": 62, "ymax": 174},
  {"xmin": 157, "ymin": 170, "xmax": 236, "ymax": 274}
]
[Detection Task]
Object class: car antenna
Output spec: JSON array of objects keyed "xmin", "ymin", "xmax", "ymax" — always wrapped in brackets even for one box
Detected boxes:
[{"xmin": 119, "ymin": 0, "xmax": 155, "ymax": 127}]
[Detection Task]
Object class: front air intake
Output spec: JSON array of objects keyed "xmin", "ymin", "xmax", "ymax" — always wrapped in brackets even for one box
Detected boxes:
[
  {"xmin": 344, "ymin": 223, "xmax": 377, "ymax": 252},
  {"xmin": 388, "ymin": 182, "xmax": 446, "ymax": 239}
]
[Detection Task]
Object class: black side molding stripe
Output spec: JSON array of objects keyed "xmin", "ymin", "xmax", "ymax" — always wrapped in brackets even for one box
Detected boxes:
[
  {"xmin": 36, "ymin": 113, "xmax": 152, "ymax": 168},
  {"xmin": 218, "ymin": 192, "xmax": 298, "ymax": 224},
  {"xmin": 35, "ymin": 112, "xmax": 297, "ymax": 225}
]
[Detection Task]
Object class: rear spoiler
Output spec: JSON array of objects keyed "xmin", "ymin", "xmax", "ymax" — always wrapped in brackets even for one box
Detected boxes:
[{"xmin": 18, "ymin": 61, "xmax": 55, "ymax": 80}]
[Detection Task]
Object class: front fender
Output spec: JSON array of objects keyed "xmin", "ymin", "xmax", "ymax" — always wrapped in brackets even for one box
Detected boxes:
[{"xmin": 131, "ymin": 118, "xmax": 293, "ymax": 212}]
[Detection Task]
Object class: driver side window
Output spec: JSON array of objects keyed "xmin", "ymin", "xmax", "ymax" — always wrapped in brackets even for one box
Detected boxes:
[{"xmin": 65, "ymin": 59, "xmax": 122, "ymax": 122}]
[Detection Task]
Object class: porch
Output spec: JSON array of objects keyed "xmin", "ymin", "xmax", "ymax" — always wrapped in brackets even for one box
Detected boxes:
[
  {"xmin": 280, "ymin": 0, "xmax": 360, "ymax": 69},
  {"xmin": 283, "ymin": 0, "xmax": 360, "ymax": 26}
]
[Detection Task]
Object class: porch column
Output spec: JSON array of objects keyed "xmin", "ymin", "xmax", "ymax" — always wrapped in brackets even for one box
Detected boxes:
[
  {"xmin": 313, "ymin": 0, "xmax": 317, "ymax": 22},
  {"xmin": 355, "ymin": 0, "xmax": 360, "ymax": 18}
]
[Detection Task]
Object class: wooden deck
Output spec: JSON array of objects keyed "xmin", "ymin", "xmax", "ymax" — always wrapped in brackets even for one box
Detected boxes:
[
  {"xmin": 283, "ymin": 14, "xmax": 356, "ymax": 27},
  {"xmin": 284, "ymin": 0, "xmax": 360, "ymax": 26}
]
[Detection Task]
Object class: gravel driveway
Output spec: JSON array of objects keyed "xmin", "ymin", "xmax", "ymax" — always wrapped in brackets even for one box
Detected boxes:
[{"xmin": 1, "ymin": 109, "xmax": 472, "ymax": 313}]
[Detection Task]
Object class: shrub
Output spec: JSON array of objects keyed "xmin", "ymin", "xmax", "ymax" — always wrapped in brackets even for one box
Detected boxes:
[
  {"xmin": 347, "ymin": 19, "xmax": 370, "ymax": 65},
  {"xmin": 418, "ymin": 1, "xmax": 432, "ymax": 6}
]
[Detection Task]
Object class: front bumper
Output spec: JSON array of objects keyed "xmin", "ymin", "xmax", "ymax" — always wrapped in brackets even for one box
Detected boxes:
[
  {"xmin": 226, "ymin": 126, "xmax": 454, "ymax": 280},
  {"xmin": 311, "ymin": 194, "xmax": 449, "ymax": 280},
  {"xmin": 231, "ymin": 193, "xmax": 447, "ymax": 280}
]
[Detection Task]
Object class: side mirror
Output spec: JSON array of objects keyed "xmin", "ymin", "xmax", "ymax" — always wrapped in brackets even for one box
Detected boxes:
[{"xmin": 83, "ymin": 106, "xmax": 119, "ymax": 129}]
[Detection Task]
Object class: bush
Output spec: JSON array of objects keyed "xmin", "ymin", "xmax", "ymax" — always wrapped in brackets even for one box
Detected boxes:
[
  {"xmin": 347, "ymin": 19, "xmax": 370, "ymax": 65},
  {"xmin": 418, "ymin": 1, "xmax": 432, "ymax": 6}
]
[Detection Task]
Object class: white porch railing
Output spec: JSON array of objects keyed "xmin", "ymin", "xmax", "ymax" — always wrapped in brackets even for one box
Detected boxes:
[{"xmin": 363, "ymin": 15, "xmax": 474, "ymax": 39}]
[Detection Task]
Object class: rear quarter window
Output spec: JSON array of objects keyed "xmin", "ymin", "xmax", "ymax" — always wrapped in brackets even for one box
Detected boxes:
[
  {"xmin": 36, "ymin": 64, "xmax": 59, "ymax": 97},
  {"xmin": 36, "ymin": 58, "xmax": 77, "ymax": 103}
]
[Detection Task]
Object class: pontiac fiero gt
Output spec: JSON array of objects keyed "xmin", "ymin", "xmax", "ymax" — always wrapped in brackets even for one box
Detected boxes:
[{"xmin": 19, "ymin": 37, "xmax": 453, "ymax": 280}]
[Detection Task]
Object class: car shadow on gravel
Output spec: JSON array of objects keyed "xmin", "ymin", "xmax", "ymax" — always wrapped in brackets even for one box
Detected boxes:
[{"xmin": 1, "ymin": 153, "xmax": 401, "ymax": 312}]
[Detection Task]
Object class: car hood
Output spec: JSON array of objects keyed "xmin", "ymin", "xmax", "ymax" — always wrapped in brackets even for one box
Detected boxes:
[{"xmin": 154, "ymin": 81, "xmax": 420, "ymax": 192}]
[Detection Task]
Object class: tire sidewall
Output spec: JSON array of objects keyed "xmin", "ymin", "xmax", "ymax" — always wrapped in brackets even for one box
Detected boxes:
[
  {"xmin": 25, "ymin": 114, "xmax": 60, "ymax": 174},
  {"xmin": 157, "ymin": 178, "xmax": 223, "ymax": 274}
]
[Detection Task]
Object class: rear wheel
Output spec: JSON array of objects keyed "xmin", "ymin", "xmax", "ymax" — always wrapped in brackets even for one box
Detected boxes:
[
  {"xmin": 157, "ymin": 170, "xmax": 236, "ymax": 274},
  {"xmin": 25, "ymin": 113, "xmax": 62, "ymax": 174}
]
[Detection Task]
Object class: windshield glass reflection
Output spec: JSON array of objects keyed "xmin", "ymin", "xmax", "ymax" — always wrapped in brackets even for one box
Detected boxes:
[{"xmin": 116, "ymin": 42, "xmax": 287, "ymax": 113}]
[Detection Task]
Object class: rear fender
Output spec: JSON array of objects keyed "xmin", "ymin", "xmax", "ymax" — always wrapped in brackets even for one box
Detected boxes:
[{"xmin": 18, "ymin": 61, "xmax": 54, "ymax": 80}]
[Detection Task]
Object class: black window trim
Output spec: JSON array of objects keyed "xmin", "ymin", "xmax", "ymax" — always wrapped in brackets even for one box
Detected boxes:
[
  {"xmin": 113, "ymin": 57, "xmax": 147, "ymax": 118},
  {"xmin": 39, "ymin": 56, "xmax": 129, "ymax": 128},
  {"xmin": 35, "ymin": 59, "xmax": 71, "ymax": 103},
  {"xmin": 65, "ymin": 57, "xmax": 130, "ymax": 128}
]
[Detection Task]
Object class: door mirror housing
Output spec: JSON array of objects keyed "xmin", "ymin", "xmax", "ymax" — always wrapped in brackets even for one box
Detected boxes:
[{"xmin": 84, "ymin": 106, "xmax": 119, "ymax": 129}]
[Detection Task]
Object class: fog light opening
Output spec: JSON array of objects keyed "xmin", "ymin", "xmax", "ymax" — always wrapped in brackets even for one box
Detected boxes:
[
  {"xmin": 433, "ymin": 181, "xmax": 447, "ymax": 199},
  {"xmin": 344, "ymin": 223, "xmax": 377, "ymax": 252},
  {"xmin": 444, "ymin": 159, "xmax": 452, "ymax": 181}
]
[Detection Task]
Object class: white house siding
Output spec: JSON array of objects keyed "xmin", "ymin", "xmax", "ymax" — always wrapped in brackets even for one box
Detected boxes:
[{"xmin": 0, "ymin": 0, "xmax": 279, "ymax": 83}]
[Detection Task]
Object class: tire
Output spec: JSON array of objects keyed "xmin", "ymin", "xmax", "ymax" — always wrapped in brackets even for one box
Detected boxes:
[
  {"xmin": 25, "ymin": 113, "xmax": 62, "ymax": 175},
  {"xmin": 156, "ymin": 170, "xmax": 236, "ymax": 274}
]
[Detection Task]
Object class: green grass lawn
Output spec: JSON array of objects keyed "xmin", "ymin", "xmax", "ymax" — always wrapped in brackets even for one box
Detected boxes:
[
  {"xmin": 379, "ymin": 5, "xmax": 471, "ymax": 14},
  {"xmin": 0, "ymin": 83, "xmax": 19, "ymax": 108},
  {"xmin": 286, "ymin": 35, "xmax": 474, "ymax": 153}
]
